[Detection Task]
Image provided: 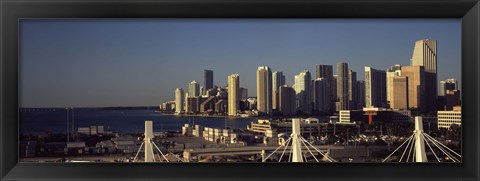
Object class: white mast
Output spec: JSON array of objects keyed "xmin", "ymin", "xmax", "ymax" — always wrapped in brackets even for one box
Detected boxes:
[
  {"xmin": 144, "ymin": 120, "xmax": 154, "ymax": 162},
  {"xmin": 414, "ymin": 117, "xmax": 427, "ymax": 162},
  {"xmin": 291, "ymin": 118, "xmax": 304, "ymax": 162}
]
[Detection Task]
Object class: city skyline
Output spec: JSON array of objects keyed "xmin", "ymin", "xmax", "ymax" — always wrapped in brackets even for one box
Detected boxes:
[{"xmin": 20, "ymin": 19, "xmax": 461, "ymax": 107}]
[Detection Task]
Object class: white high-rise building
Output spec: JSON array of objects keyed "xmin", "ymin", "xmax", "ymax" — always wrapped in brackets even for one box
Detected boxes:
[
  {"xmin": 257, "ymin": 66, "xmax": 273, "ymax": 115},
  {"xmin": 175, "ymin": 88, "xmax": 185, "ymax": 114},
  {"xmin": 228, "ymin": 74, "xmax": 240, "ymax": 116},
  {"xmin": 294, "ymin": 70, "xmax": 312, "ymax": 114},
  {"xmin": 189, "ymin": 80, "xmax": 200, "ymax": 97}
]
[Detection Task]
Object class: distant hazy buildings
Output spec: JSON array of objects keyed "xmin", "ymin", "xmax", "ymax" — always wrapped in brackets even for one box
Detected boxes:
[
  {"xmin": 279, "ymin": 85, "xmax": 296, "ymax": 115},
  {"xmin": 294, "ymin": 70, "xmax": 312, "ymax": 114},
  {"xmin": 401, "ymin": 66, "xmax": 426, "ymax": 112},
  {"xmin": 365, "ymin": 66, "xmax": 386, "ymax": 108},
  {"xmin": 175, "ymin": 88, "xmax": 185, "ymax": 114},
  {"xmin": 411, "ymin": 39, "xmax": 437, "ymax": 113},
  {"xmin": 189, "ymin": 80, "xmax": 200, "ymax": 97},
  {"xmin": 272, "ymin": 71, "xmax": 286, "ymax": 111},
  {"xmin": 204, "ymin": 70, "xmax": 214, "ymax": 91},
  {"xmin": 257, "ymin": 66, "xmax": 273, "ymax": 115},
  {"xmin": 228, "ymin": 74, "xmax": 240, "ymax": 116},
  {"xmin": 239, "ymin": 87, "xmax": 248, "ymax": 101},
  {"xmin": 337, "ymin": 62, "xmax": 349, "ymax": 110}
]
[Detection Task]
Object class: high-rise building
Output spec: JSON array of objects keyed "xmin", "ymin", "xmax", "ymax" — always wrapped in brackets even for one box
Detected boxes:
[
  {"xmin": 316, "ymin": 64, "xmax": 334, "ymax": 113},
  {"xmin": 272, "ymin": 71, "xmax": 286, "ymax": 110},
  {"xmin": 313, "ymin": 78, "xmax": 329, "ymax": 114},
  {"xmin": 204, "ymin": 70, "xmax": 214, "ymax": 91},
  {"xmin": 279, "ymin": 85, "xmax": 296, "ymax": 115},
  {"xmin": 401, "ymin": 66, "xmax": 426, "ymax": 112},
  {"xmin": 175, "ymin": 88, "xmax": 185, "ymax": 114},
  {"xmin": 332, "ymin": 75, "xmax": 338, "ymax": 111},
  {"xmin": 257, "ymin": 66, "xmax": 273, "ymax": 115},
  {"xmin": 439, "ymin": 78, "xmax": 457, "ymax": 96},
  {"xmin": 365, "ymin": 66, "xmax": 387, "ymax": 108},
  {"xmin": 348, "ymin": 70, "xmax": 357, "ymax": 109},
  {"xmin": 337, "ymin": 62, "xmax": 349, "ymax": 110},
  {"xmin": 294, "ymin": 70, "xmax": 312, "ymax": 114},
  {"xmin": 189, "ymin": 80, "xmax": 200, "ymax": 97},
  {"xmin": 390, "ymin": 76, "xmax": 409, "ymax": 110},
  {"xmin": 228, "ymin": 74, "xmax": 240, "ymax": 116},
  {"xmin": 356, "ymin": 80, "xmax": 366, "ymax": 109},
  {"xmin": 411, "ymin": 39, "xmax": 437, "ymax": 113},
  {"xmin": 386, "ymin": 64, "xmax": 402, "ymax": 104}
]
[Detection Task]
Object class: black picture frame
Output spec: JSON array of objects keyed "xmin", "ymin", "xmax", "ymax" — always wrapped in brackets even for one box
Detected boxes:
[{"xmin": 1, "ymin": 0, "xmax": 479, "ymax": 180}]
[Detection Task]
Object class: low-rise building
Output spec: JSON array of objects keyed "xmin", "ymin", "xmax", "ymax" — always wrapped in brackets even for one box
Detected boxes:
[{"xmin": 437, "ymin": 106, "xmax": 462, "ymax": 129}]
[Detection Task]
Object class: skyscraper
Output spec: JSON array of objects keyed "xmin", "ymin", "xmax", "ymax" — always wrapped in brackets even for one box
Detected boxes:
[
  {"xmin": 356, "ymin": 80, "xmax": 366, "ymax": 109},
  {"xmin": 272, "ymin": 71, "xmax": 286, "ymax": 110},
  {"xmin": 313, "ymin": 78, "xmax": 329, "ymax": 114},
  {"xmin": 348, "ymin": 70, "xmax": 357, "ymax": 109},
  {"xmin": 365, "ymin": 66, "xmax": 387, "ymax": 108},
  {"xmin": 175, "ymin": 88, "xmax": 184, "ymax": 114},
  {"xmin": 401, "ymin": 66, "xmax": 426, "ymax": 112},
  {"xmin": 411, "ymin": 39, "xmax": 437, "ymax": 113},
  {"xmin": 390, "ymin": 76, "xmax": 409, "ymax": 110},
  {"xmin": 204, "ymin": 70, "xmax": 214, "ymax": 91},
  {"xmin": 257, "ymin": 66, "xmax": 273, "ymax": 115},
  {"xmin": 228, "ymin": 74, "xmax": 240, "ymax": 116},
  {"xmin": 439, "ymin": 78, "xmax": 457, "ymax": 96},
  {"xmin": 189, "ymin": 80, "xmax": 200, "ymax": 97},
  {"xmin": 386, "ymin": 64, "xmax": 402, "ymax": 104},
  {"xmin": 279, "ymin": 85, "xmax": 296, "ymax": 116},
  {"xmin": 316, "ymin": 64, "xmax": 335, "ymax": 103},
  {"xmin": 337, "ymin": 62, "xmax": 349, "ymax": 110},
  {"xmin": 294, "ymin": 70, "xmax": 312, "ymax": 114}
]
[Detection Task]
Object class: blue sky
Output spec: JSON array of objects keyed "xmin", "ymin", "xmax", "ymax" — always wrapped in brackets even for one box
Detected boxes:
[{"xmin": 19, "ymin": 19, "xmax": 461, "ymax": 107}]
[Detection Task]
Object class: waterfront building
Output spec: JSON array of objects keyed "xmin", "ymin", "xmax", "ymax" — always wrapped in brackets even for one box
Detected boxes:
[
  {"xmin": 189, "ymin": 80, "xmax": 200, "ymax": 97},
  {"xmin": 175, "ymin": 88, "xmax": 185, "ymax": 114},
  {"xmin": 411, "ymin": 39, "xmax": 437, "ymax": 113},
  {"xmin": 365, "ymin": 66, "xmax": 387, "ymax": 108},
  {"xmin": 337, "ymin": 62, "xmax": 349, "ymax": 110},
  {"xmin": 204, "ymin": 70, "xmax": 214, "ymax": 91},
  {"xmin": 272, "ymin": 71, "xmax": 286, "ymax": 110},
  {"xmin": 401, "ymin": 66, "xmax": 426, "ymax": 113},
  {"xmin": 313, "ymin": 78, "xmax": 329, "ymax": 114},
  {"xmin": 247, "ymin": 97, "xmax": 257, "ymax": 110},
  {"xmin": 348, "ymin": 70, "xmax": 357, "ymax": 110},
  {"xmin": 440, "ymin": 78, "xmax": 457, "ymax": 96},
  {"xmin": 228, "ymin": 74, "xmax": 240, "ymax": 116},
  {"xmin": 390, "ymin": 76, "xmax": 409, "ymax": 110},
  {"xmin": 294, "ymin": 70, "xmax": 312, "ymax": 114},
  {"xmin": 257, "ymin": 66, "xmax": 273, "ymax": 115},
  {"xmin": 437, "ymin": 106, "xmax": 461, "ymax": 129},
  {"xmin": 200, "ymin": 96, "xmax": 216, "ymax": 114},
  {"xmin": 279, "ymin": 85, "xmax": 296, "ymax": 115}
]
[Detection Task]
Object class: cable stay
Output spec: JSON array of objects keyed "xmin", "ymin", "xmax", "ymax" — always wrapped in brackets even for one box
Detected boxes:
[{"xmin": 383, "ymin": 117, "xmax": 461, "ymax": 162}]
